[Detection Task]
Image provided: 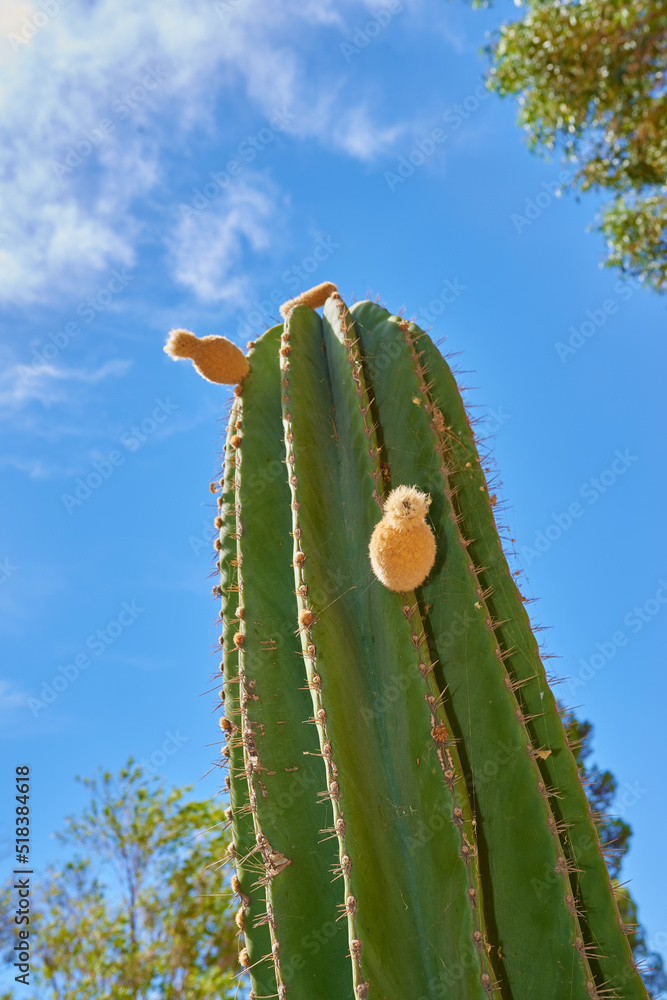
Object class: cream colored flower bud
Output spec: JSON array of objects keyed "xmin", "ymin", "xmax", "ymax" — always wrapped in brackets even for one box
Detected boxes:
[{"xmin": 369, "ymin": 486, "xmax": 436, "ymax": 592}]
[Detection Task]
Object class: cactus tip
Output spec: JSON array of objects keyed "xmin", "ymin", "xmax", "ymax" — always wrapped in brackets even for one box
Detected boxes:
[
  {"xmin": 164, "ymin": 328, "xmax": 199, "ymax": 359},
  {"xmin": 280, "ymin": 281, "xmax": 338, "ymax": 317},
  {"xmin": 164, "ymin": 328, "xmax": 250, "ymax": 385}
]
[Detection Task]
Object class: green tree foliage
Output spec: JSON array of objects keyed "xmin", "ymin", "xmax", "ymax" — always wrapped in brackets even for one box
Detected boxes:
[
  {"xmin": 1, "ymin": 748, "xmax": 662, "ymax": 997},
  {"xmin": 564, "ymin": 715, "xmax": 667, "ymax": 997},
  {"xmin": 484, "ymin": 0, "xmax": 667, "ymax": 291},
  {"xmin": 0, "ymin": 762, "xmax": 238, "ymax": 1000},
  {"xmin": 616, "ymin": 884, "xmax": 667, "ymax": 999}
]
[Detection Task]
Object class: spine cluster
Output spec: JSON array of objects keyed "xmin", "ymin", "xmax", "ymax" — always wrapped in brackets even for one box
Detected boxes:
[{"xmin": 279, "ymin": 312, "xmax": 369, "ymax": 1000}]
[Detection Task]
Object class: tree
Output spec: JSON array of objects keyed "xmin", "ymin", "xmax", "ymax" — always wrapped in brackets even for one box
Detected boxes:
[
  {"xmin": 2, "ymin": 743, "xmax": 662, "ymax": 998},
  {"xmin": 0, "ymin": 762, "xmax": 238, "ymax": 1000},
  {"xmin": 564, "ymin": 714, "xmax": 667, "ymax": 997},
  {"xmin": 482, "ymin": 0, "xmax": 667, "ymax": 291}
]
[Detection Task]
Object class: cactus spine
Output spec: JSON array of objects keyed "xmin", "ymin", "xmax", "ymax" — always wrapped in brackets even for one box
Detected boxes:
[{"xmin": 189, "ymin": 289, "xmax": 647, "ymax": 1000}]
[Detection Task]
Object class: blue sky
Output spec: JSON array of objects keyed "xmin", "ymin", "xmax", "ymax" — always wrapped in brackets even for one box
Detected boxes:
[{"xmin": 1, "ymin": 0, "xmax": 666, "ymax": 989}]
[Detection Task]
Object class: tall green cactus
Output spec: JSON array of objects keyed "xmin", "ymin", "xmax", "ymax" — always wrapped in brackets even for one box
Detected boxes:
[{"xmin": 171, "ymin": 289, "xmax": 648, "ymax": 1000}]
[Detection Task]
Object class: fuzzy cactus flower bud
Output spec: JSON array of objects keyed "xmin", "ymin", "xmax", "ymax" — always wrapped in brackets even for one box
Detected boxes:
[{"xmin": 369, "ymin": 485, "xmax": 436, "ymax": 592}]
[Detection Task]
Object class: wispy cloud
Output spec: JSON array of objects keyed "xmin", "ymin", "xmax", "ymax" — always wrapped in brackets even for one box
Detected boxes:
[
  {"xmin": 0, "ymin": 0, "xmax": 416, "ymax": 306},
  {"xmin": 329, "ymin": 105, "xmax": 408, "ymax": 161},
  {"xmin": 167, "ymin": 175, "xmax": 281, "ymax": 303},
  {"xmin": 0, "ymin": 359, "xmax": 133, "ymax": 411}
]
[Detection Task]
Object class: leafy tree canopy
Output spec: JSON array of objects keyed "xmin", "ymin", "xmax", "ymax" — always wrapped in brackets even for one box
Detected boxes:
[
  {"xmin": 564, "ymin": 715, "xmax": 667, "ymax": 997},
  {"xmin": 1, "ymin": 740, "xmax": 664, "ymax": 996},
  {"xmin": 0, "ymin": 761, "xmax": 238, "ymax": 1000},
  {"xmin": 483, "ymin": 0, "xmax": 667, "ymax": 291}
]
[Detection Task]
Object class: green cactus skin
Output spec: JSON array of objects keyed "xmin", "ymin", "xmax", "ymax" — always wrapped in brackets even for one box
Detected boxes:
[
  {"xmin": 218, "ymin": 394, "xmax": 275, "ymax": 997},
  {"xmin": 280, "ymin": 298, "xmax": 496, "ymax": 1000},
  {"xmin": 220, "ymin": 323, "xmax": 351, "ymax": 1000},
  {"xmin": 407, "ymin": 323, "xmax": 644, "ymax": 1000},
  {"xmin": 213, "ymin": 296, "xmax": 648, "ymax": 1000}
]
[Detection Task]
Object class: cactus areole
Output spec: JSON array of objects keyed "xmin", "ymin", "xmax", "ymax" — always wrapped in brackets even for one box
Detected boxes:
[{"xmin": 167, "ymin": 287, "xmax": 647, "ymax": 1000}]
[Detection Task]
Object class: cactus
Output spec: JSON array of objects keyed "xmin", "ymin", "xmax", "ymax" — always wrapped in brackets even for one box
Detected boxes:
[{"xmin": 169, "ymin": 288, "xmax": 648, "ymax": 1000}]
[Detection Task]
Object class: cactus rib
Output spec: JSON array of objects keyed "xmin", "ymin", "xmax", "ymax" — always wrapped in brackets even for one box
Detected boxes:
[
  {"xmin": 280, "ymin": 307, "xmax": 363, "ymax": 1000},
  {"xmin": 223, "ymin": 324, "xmax": 350, "ymax": 1000},
  {"xmin": 325, "ymin": 293, "xmax": 500, "ymax": 997},
  {"xmin": 218, "ymin": 396, "xmax": 276, "ymax": 995},
  {"xmin": 278, "ymin": 300, "xmax": 496, "ymax": 998},
  {"xmin": 409, "ymin": 323, "xmax": 647, "ymax": 1000},
  {"xmin": 350, "ymin": 302, "xmax": 595, "ymax": 999},
  {"xmin": 401, "ymin": 318, "xmax": 601, "ymax": 998}
]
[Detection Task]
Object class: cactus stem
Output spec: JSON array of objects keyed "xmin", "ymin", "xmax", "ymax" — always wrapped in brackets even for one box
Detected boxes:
[
  {"xmin": 230, "ymin": 415, "xmax": 289, "ymax": 1000},
  {"xmin": 217, "ymin": 396, "xmax": 270, "ymax": 988},
  {"xmin": 328, "ymin": 297, "xmax": 501, "ymax": 998},
  {"xmin": 279, "ymin": 281, "xmax": 338, "ymax": 318},
  {"xmin": 200, "ymin": 296, "xmax": 648, "ymax": 1000},
  {"xmin": 280, "ymin": 310, "xmax": 368, "ymax": 999},
  {"xmin": 397, "ymin": 319, "xmax": 603, "ymax": 996}
]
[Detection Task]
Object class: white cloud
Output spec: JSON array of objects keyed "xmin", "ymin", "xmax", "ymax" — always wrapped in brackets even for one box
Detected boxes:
[
  {"xmin": 0, "ymin": 0, "xmax": 413, "ymax": 306},
  {"xmin": 0, "ymin": 358, "xmax": 133, "ymax": 412},
  {"xmin": 40, "ymin": 359, "xmax": 132, "ymax": 383},
  {"xmin": 329, "ymin": 104, "xmax": 408, "ymax": 161},
  {"xmin": 167, "ymin": 176, "xmax": 279, "ymax": 303},
  {"xmin": 0, "ymin": 454, "xmax": 53, "ymax": 478}
]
